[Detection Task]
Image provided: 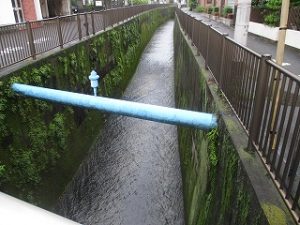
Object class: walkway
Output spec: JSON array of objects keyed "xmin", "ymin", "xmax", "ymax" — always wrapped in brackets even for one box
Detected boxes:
[
  {"xmin": 57, "ymin": 20, "xmax": 185, "ymax": 225},
  {"xmin": 182, "ymin": 8, "xmax": 300, "ymax": 75}
]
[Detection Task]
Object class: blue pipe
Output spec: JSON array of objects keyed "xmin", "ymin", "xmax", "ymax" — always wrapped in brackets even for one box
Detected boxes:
[{"xmin": 12, "ymin": 83, "xmax": 217, "ymax": 130}]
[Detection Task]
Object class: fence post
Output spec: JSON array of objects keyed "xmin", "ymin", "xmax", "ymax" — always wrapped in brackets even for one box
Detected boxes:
[
  {"xmin": 84, "ymin": 13, "xmax": 89, "ymax": 36},
  {"xmin": 123, "ymin": 7, "xmax": 125, "ymax": 21},
  {"xmin": 205, "ymin": 24, "xmax": 212, "ymax": 69},
  {"xmin": 56, "ymin": 17, "xmax": 63, "ymax": 49},
  {"xmin": 77, "ymin": 14, "xmax": 82, "ymax": 40},
  {"xmin": 103, "ymin": 10, "xmax": 106, "ymax": 31},
  {"xmin": 185, "ymin": 14, "xmax": 188, "ymax": 35},
  {"xmin": 191, "ymin": 17, "xmax": 195, "ymax": 45},
  {"xmin": 218, "ymin": 33, "xmax": 229, "ymax": 88},
  {"xmin": 26, "ymin": 21, "xmax": 36, "ymax": 60},
  {"xmin": 91, "ymin": 11, "xmax": 95, "ymax": 35},
  {"xmin": 249, "ymin": 54, "xmax": 272, "ymax": 147}
]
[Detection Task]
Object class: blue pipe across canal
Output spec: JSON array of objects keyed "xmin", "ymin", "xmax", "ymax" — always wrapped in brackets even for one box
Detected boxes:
[{"xmin": 12, "ymin": 83, "xmax": 217, "ymax": 130}]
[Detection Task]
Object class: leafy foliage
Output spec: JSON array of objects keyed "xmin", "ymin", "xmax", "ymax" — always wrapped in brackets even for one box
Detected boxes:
[
  {"xmin": 223, "ymin": 6, "xmax": 233, "ymax": 16},
  {"xmin": 0, "ymin": 7, "xmax": 173, "ymax": 206},
  {"xmin": 189, "ymin": 0, "xmax": 197, "ymax": 10},
  {"xmin": 132, "ymin": 0, "xmax": 148, "ymax": 5},
  {"xmin": 195, "ymin": 5, "xmax": 206, "ymax": 13}
]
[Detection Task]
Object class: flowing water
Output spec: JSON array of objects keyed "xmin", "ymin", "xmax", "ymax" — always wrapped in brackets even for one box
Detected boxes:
[{"xmin": 57, "ymin": 20, "xmax": 184, "ymax": 225}]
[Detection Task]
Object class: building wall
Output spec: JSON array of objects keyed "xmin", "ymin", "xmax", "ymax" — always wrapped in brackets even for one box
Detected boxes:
[
  {"xmin": 0, "ymin": 0, "xmax": 16, "ymax": 25},
  {"xmin": 22, "ymin": 0, "xmax": 37, "ymax": 21}
]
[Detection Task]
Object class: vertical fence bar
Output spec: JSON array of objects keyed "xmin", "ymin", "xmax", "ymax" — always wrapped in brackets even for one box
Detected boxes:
[
  {"xmin": 77, "ymin": 14, "xmax": 82, "ymax": 40},
  {"xmin": 91, "ymin": 11, "xmax": 95, "ymax": 35},
  {"xmin": 57, "ymin": 17, "xmax": 63, "ymax": 49},
  {"xmin": 191, "ymin": 17, "xmax": 195, "ymax": 45},
  {"xmin": 103, "ymin": 10, "xmax": 106, "ymax": 31},
  {"xmin": 218, "ymin": 33, "xmax": 229, "ymax": 88},
  {"xmin": 205, "ymin": 25, "xmax": 212, "ymax": 69},
  {"xmin": 26, "ymin": 21, "xmax": 36, "ymax": 60},
  {"xmin": 84, "ymin": 13, "xmax": 89, "ymax": 36},
  {"xmin": 249, "ymin": 54, "xmax": 272, "ymax": 146}
]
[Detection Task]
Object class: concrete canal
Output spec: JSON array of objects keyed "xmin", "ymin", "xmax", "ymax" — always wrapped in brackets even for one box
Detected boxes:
[{"xmin": 57, "ymin": 20, "xmax": 185, "ymax": 225}]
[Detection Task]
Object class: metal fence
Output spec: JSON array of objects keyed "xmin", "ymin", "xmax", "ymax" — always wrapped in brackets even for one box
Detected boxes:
[
  {"xmin": 176, "ymin": 8, "xmax": 300, "ymax": 222},
  {"xmin": 0, "ymin": 4, "xmax": 170, "ymax": 69}
]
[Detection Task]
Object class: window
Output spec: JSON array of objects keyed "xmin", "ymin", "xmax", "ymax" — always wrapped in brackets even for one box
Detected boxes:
[{"xmin": 11, "ymin": 0, "xmax": 24, "ymax": 23}]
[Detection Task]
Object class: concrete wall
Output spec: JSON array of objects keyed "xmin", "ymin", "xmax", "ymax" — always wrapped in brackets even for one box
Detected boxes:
[
  {"xmin": 174, "ymin": 14, "xmax": 296, "ymax": 225},
  {"xmin": 0, "ymin": 0, "xmax": 16, "ymax": 25},
  {"xmin": 249, "ymin": 21, "xmax": 300, "ymax": 50}
]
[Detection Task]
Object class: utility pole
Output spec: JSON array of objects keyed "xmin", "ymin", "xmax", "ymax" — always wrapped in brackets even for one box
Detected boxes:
[
  {"xmin": 275, "ymin": 0, "xmax": 290, "ymax": 65},
  {"xmin": 233, "ymin": 0, "xmax": 251, "ymax": 46},
  {"xmin": 270, "ymin": 0, "xmax": 290, "ymax": 150}
]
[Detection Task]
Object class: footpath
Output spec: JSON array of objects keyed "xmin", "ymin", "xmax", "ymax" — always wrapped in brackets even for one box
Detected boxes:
[{"xmin": 182, "ymin": 8, "xmax": 300, "ymax": 75}]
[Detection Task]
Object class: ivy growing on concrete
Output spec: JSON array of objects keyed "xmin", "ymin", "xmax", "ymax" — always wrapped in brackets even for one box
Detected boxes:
[{"xmin": 0, "ymin": 7, "xmax": 174, "ymax": 208}]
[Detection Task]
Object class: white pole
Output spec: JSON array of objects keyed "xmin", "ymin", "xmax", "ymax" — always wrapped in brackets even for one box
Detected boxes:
[{"xmin": 233, "ymin": 0, "xmax": 252, "ymax": 46}]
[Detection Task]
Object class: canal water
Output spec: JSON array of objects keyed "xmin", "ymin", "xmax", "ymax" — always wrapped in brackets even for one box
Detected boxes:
[{"xmin": 57, "ymin": 20, "xmax": 185, "ymax": 225}]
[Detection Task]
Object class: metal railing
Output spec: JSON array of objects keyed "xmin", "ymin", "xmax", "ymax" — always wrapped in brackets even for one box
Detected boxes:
[
  {"xmin": 176, "ymin": 8, "xmax": 300, "ymax": 222},
  {"xmin": 0, "ymin": 4, "xmax": 170, "ymax": 69}
]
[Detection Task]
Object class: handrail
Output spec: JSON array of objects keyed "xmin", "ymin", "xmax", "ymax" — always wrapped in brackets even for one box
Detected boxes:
[{"xmin": 0, "ymin": 4, "xmax": 174, "ymax": 70}]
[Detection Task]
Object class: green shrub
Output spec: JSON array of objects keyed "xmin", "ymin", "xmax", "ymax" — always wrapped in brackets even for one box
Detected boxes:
[
  {"xmin": 223, "ymin": 6, "xmax": 233, "ymax": 16},
  {"xmin": 213, "ymin": 6, "xmax": 219, "ymax": 13},
  {"xmin": 189, "ymin": 0, "xmax": 197, "ymax": 10},
  {"xmin": 196, "ymin": 5, "xmax": 206, "ymax": 12},
  {"xmin": 207, "ymin": 6, "xmax": 213, "ymax": 14},
  {"xmin": 264, "ymin": 12, "xmax": 280, "ymax": 26},
  {"xmin": 263, "ymin": 0, "xmax": 281, "ymax": 26},
  {"xmin": 132, "ymin": 0, "xmax": 148, "ymax": 4}
]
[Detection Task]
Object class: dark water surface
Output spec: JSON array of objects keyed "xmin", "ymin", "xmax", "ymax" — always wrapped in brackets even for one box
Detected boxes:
[{"xmin": 57, "ymin": 20, "xmax": 184, "ymax": 225}]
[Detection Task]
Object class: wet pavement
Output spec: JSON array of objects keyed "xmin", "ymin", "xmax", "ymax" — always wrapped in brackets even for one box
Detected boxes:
[
  {"xmin": 57, "ymin": 20, "xmax": 185, "ymax": 225},
  {"xmin": 182, "ymin": 8, "xmax": 300, "ymax": 75}
]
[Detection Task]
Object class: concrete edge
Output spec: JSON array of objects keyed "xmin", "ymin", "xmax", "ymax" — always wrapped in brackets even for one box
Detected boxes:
[{"xmin": 175, "ymin": 13, "xmax": 297, "ymax": 225}]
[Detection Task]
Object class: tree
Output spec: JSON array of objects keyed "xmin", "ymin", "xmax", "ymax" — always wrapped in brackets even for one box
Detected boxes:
[{"xmin": 47, "ymin": 0, "xmax": 63, "ymax": 17}]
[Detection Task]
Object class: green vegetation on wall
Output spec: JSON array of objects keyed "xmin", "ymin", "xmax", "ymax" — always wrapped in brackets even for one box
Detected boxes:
[
  {"xmin": 0, "ymin": 7, "xmax": 174, "ymax": 208},
  {"xmin": 174, "ymin": 17, "xmax": 269, "ymax": 225}
]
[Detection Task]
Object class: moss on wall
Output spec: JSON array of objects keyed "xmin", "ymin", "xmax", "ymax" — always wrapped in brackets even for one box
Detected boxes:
[
  {"xmin": 174, "ymin": 16, "xmax": 270, "ymax": 225},
  {"xmin": 0, "ymin": 7, "xmax": 174, "ymax": 209}
]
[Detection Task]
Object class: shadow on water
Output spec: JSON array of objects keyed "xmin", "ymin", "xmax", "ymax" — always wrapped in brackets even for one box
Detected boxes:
[{"xmin": 57, "ymin": 20, "xmax": 185, "ymax": 225}]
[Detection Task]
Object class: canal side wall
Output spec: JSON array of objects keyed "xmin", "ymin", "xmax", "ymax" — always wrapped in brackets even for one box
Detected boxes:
[
  {"xmin": 0, "ymin": 7, "xmax": 174, "ymax": 209},
  {"xmin": 174, "ymin": 15, "xmax": 296, "ymax": 225}
]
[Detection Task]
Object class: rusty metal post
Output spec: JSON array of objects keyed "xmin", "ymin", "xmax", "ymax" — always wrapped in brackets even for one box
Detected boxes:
[
  {"xmin": 91, "ymin": 11, "xmax": 95, "ymax": 35},
  {"xmin": 77, "ymin": 14, "xmax": 82, "ymax": 40},
  {"xmin": 123, "ymin": 7, "xmax": 125, "ymax": 21},
  {"xmin": 205, "ymin": 25, "xmax": 212, "ymax": 69},
  {"xmin": 191, "ymin": 17, "xmax": 195, "ymax": 45},
  {"xmin": 103, "ymin": 10, "xmax": 106, "ymax": 31},
  {"xmin": 56, "ymin": 17, "xmax": 63, "ymax": 49},
  {"xmin": 249, "ymin": 54, "xmax": 272, "ymax": 146},
  {"xmin": 84, "ymin": 13, "xmax": 89, "ymax": 36},
  {"xmin": 219, "ymin": 33, "xmax": 229, "ymax": 88},
  {"xmin": 26, "ymin": 21, "xmax": 36, "ymax": 60}
]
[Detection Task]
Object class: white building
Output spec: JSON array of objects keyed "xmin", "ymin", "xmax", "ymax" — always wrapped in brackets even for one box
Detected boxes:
[{"xmin": 0, "ymin": 0, "xmax": 71, "ymax": 25}]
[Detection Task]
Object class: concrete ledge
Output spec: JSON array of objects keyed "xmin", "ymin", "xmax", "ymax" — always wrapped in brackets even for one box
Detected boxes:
[{"xmin": 249, "ymin": 21, "xmax": 300, "ymax": 50}]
